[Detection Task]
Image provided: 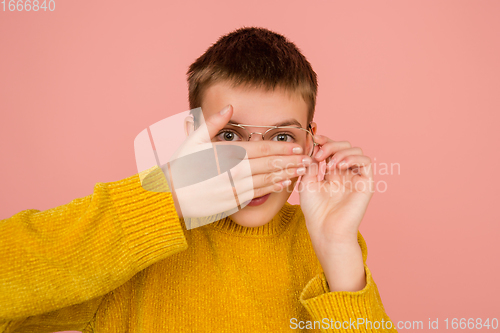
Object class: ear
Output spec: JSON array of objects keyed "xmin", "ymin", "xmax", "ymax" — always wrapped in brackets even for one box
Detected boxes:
[
  {"xmin": 309, "ymin": 121, "xmax": 317, "ymax": 135},
  {"xmin": 184, "ymin": 116, "xmax": 195, "ymax": 137}
]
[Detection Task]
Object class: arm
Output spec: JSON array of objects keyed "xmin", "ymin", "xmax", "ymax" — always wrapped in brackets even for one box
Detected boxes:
[
  {"xmin": 299, "ymin": 232, "xmax": 397, "ymax": 332},
  {"xmin": 317, "ymin": 234, "xmax": 366, "ymax": 293},
  {"xmin": 298, "ymin": 134, "xmax": 396, "ymax": 332},
  {"xmin": 0, "ymin": 166, "xmax": 187, "ymax": 331}
]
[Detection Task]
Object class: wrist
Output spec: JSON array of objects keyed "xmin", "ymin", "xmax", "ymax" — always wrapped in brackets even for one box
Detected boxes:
[
  {"xmin": 161, "ymin": 163, "xmax": 183, "ymax": 219},
  {"xmin": 324, "ymin": 265, "xmax": 366, "ymax": 292},
  {"xmin": 316, "ymin": 239, "xmax": 361, "ymax": 260},
  {"xmin": 170, "ymin": 189, "xmax": 183, "ymax": 219},
  {"xmin": 310, "ymin": 232, "xmax": 359, "ymax": 252},
  {"xmin": 327, "ymin": 230, "xmax": 360, "ymax": 246},
  {"xmin": 319, "ymin": 243, "xmax": 366, "ymax": 292}
]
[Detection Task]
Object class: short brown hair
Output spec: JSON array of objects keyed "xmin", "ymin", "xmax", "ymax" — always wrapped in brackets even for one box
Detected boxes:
[{"xmin": 187, "ymin": 26, "xmax": 318, "ymax": 124}]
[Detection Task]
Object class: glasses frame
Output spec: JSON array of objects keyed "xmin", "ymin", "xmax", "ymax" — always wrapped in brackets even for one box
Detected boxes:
[{"xmin": 222, "ymin": 123, "xmax": 319, "ymax": 157}]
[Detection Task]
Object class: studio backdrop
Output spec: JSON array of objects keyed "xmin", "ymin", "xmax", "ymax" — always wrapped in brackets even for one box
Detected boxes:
[{"xmin": 1, "ymin": 0, "xmax": 499, "ymax": 332}]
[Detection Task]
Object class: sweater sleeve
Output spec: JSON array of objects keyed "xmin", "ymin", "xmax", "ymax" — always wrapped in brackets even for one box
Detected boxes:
[
  {"xmin": 0, "ymin": 166, "xmax": 188, "ymax": 332},
  {"xmin": 299, "ymin": 232, "xmax": 397, "ymax": 332}
]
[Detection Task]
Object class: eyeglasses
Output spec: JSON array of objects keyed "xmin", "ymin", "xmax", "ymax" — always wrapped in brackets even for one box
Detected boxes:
[{"xmin": 213, "ymin": 123, "xmax": 318, "ymax": 157}]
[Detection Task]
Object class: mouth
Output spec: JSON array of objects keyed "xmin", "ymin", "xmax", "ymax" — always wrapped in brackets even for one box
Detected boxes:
[{"xmin": 245, "ymin": 193, "xmax": 271, "ymax": 207}]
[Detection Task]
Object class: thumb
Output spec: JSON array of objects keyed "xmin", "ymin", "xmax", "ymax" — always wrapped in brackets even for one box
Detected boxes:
[
  {"xmin": 193, "ymin": 105, "xmax": 232, "ymax": 142},
  {"xmin": 300, "ymin": 161, "xmax": 319, "ymax": 186}
]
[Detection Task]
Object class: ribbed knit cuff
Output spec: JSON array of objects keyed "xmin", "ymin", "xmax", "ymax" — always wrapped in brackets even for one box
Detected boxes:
[
  {"xmin": 299, "ymin": 265, "xmax": 395, "ymax": 332},
  {"xmin": 300, "ymin": 265, "xmax": 372, "ymax": 309},
  {"xmin": 105, "ymin": 166, "xmax": 188, "ymax": 271}
]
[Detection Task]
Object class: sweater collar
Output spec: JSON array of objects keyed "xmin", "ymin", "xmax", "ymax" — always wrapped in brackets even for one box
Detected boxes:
[{"xmin": 207, "ymin": 202, "xmax": 298, "ymax": 237}]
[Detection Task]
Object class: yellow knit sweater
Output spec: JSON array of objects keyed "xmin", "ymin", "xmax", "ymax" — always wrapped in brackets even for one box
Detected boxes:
[{"xmin": 0, "ymin": 167, "xmax": 396, "ymax": 332}]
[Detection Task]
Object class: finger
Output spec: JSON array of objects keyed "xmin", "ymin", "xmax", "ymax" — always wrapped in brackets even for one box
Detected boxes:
[
  {"xmin": 193, "ymin": 105, "xmax": 233, "ymax": 142},
  {"xmin": 213, "ymin": 140, "xmax": 305, "ymax": 158},
  {"xmin": 331, "ymin": 155, "xmax": 372, "ymax": 178},
  {"xmin": 300, "ymin": 161, "xmax": 320, "ymax": 186},
  {"xmin": 249, "ymin": 155, "xmax": 313, "ymax": 176},
  {"xmin": 313, "ymin": 134, "xmax": 348, "ymax": 146},
  {"xmin": 250, "ymin": 179, "xmax": 294, "ymax": 199},
  {"xmin": 314, "ymin": 140, "xmax": 353, "ymax": 162},
  {"xmin": 251, "ymin": 167, "xmax": 306, "ymax": 189},
  {"xmin": 325, "ymin": 147, "xmax": 364, "ymax": 168},
  {"xmin": 312, "ymin": 134, "xmax": 332, "ymax": 145}
]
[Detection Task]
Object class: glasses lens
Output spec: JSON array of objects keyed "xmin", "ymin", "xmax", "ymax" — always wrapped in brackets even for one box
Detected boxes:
[
  {"xmin": 213, "ymin": 126, "xmax": 248, "ymax": 142},
  {"xmin": 264, "ymin": 127, "xmax": 314, "ymax": 156},
  {"xmin": 213, "ymin": 125, "xmax": 315, "ymax": 157}
]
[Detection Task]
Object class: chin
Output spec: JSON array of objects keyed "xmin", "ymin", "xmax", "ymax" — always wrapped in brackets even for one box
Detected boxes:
[{"xmin": 229, "ymin": 183, "xmax": 295, "ymax": 228}]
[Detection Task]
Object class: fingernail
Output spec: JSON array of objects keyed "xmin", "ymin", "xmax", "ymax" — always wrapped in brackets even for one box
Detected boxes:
[
  {"xmin": 338, "ymin": 160, "xmax": 346, "ymax": 167},
  {"xmin": 315, "ymin": 149, "xmax": 324, "ymax": 159},
  {"xmin": 282, "ymin": 179, "xmax": 292, "ymax": 186},
  {"xmin": 293, "ymin": 147, "xmax": 303, "ymax": 154},
  {"xmin": 327, "ymin": 158, "xmax": 335, "ymax": 167},
  {"xmin": 302, "ymin": 157, "xmax": 311, "ymax": 165},
  {"xmin": 297, "ymin": 167, "xmax": 306, "ymax": 175},
  {"xmin": 220, "ymin": 105, "xmax": 231, "ymax": 115}
]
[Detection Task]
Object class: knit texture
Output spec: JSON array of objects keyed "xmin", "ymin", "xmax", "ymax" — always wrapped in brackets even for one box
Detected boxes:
[{"xmin": 0, "ymin": 166, "xmax": 396, "ymax": 332}]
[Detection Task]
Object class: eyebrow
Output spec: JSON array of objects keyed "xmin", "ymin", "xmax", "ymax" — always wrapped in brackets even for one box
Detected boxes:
[{"xmin": 228, "ymin": 118, "xmax": 303, "ymax": 127}]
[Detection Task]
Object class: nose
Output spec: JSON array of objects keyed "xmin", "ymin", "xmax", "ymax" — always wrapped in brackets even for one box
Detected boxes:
[{"xmin": 248, "ymin": 132, "xmax": 265, "ymax": 142}]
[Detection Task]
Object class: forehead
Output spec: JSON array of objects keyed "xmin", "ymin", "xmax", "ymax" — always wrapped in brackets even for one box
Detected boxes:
[{"xmin": 201, "ymin": 81, "xmax": 309, "ymax": 127}]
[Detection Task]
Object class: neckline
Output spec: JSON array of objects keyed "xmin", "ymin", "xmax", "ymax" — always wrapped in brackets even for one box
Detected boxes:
[{"xmin": 206, "ymin": 202, "xmax": 298, "ymax": 237}]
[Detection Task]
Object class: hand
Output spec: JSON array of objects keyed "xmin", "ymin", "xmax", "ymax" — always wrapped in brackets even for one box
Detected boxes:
[
  {"xmin": 299, "ymin": 134, "xmax": 375, "ymax": 291},
  {"xmin": 161, "ymin": 105, "xmax": 312, "ymax": 222}
]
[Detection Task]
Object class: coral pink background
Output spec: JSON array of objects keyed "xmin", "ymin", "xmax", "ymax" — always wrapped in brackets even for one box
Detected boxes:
[{"xmin": 1, "ymin": 1, "xmax": 499, "ymax": 332}]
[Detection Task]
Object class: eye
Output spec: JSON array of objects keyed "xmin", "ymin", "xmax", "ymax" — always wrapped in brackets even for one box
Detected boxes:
[
  {"xmin": 215, "ymin": 130, "xmax": 243, "ymax": 142},
  {"xmin": 271, "ymin": 132, "xmax": 296, "ymax": 143}
]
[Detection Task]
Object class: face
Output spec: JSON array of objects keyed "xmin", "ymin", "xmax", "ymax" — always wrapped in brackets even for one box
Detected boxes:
[{"xmin": 199, "ymin": 81, "xmax": 316, "ymax": 228}]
